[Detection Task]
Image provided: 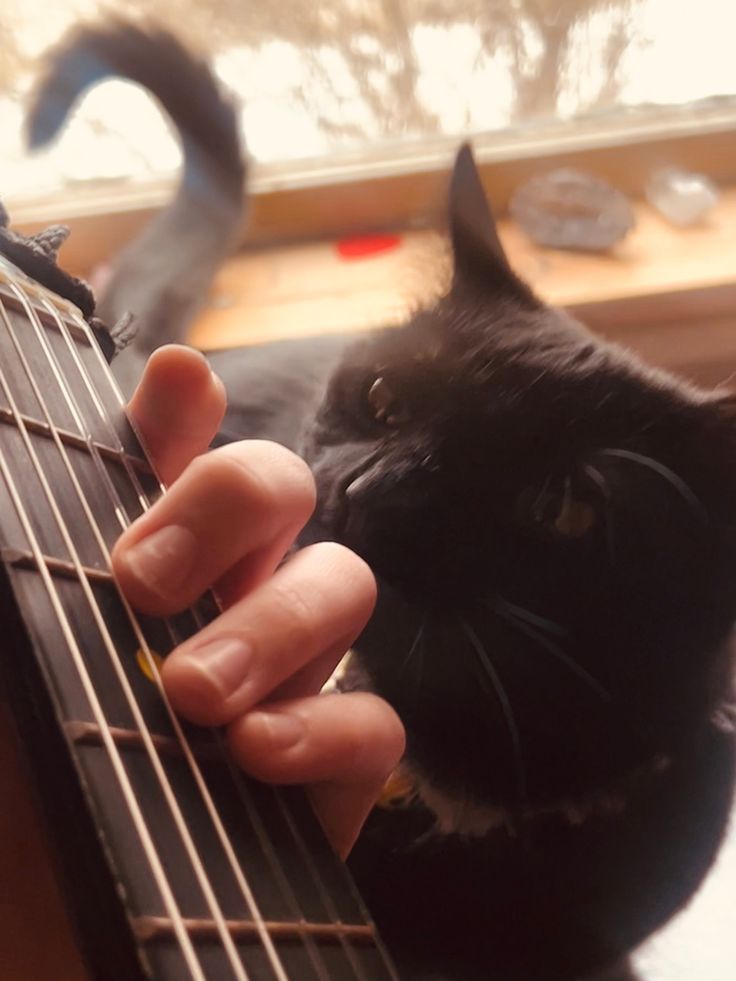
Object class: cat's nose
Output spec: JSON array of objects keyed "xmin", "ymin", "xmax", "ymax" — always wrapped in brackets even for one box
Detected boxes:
[
  {"xmin": 344, "ymin": 458, "xmax": 393, "ymax": 503},
  {"xmin": 345, "ymin": 471, "xmax": 418, "ymax": 509},
  {"xmin": 345, "ymin": 471, "xmax": 373, "ymax": 502}
]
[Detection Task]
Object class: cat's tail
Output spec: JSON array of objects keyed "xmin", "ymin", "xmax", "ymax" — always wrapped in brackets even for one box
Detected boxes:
[{"xmin": 27, "ymin": 20, "xmax": 247, "ymax": 393}]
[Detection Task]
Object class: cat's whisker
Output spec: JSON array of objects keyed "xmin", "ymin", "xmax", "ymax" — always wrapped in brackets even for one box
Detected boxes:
[
  {"xmin": 530, "ymin": 473, "xmax": 553, "ymax": 522},
  {"xmin": 599, "ymin": 447, "xmax": 708, "ymax": 522},
  {"xmin": 414, "ymin": 624, "xmax": 428, "ymax": 712},
  {"xmin": 397, "ymin": 614, "xmax": 429, "ymax": 720},
  {"xmin": 491, "ymin": 603, "xmax": 612, "ymax": 703},
  {"xmin": 583, "ymin": 463, "xmax": 616, "ymax": 565},
  {"xmin": 458, "ymin": 615, "xmax": 528, "ymax": 811},
  {"xmin": 399, "ymin": 617, "xmax": 427, "ymax": 677},
  {"xmin": 488, "ymin": 595, "xmax": 568, "ymax": 639}
]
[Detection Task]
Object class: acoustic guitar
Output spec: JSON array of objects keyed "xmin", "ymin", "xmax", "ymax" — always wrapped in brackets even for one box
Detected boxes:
[{"xmin": 0, "ymin": 219, "xmax": 399, "ymax": 980}]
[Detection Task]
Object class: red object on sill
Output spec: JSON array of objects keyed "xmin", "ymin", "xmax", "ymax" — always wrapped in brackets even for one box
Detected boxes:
[{"xmin": 336, "ymin": 234, "xmax": 402, "ymax": 260}]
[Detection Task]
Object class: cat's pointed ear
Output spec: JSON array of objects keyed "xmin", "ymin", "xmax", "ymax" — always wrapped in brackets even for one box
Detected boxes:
[{"xmin": 449, "ymin": 144, "xmax": 529, "ymax": 299}]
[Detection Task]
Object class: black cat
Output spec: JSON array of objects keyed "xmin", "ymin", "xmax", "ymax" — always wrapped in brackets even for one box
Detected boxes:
[
  {"xmin": 30, "ymin": 23, "xmax": 736, "ymax": 981},
  {"xmin": 334, "ymin": 148, "xmax": 736, "ymax": 980},
  {"xmin": 249, "ymin": 147, "xmax": 736, "ymax": 981}
]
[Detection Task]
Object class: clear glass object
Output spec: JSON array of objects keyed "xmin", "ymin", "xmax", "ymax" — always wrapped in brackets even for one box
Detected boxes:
[{"xmin": 645, "ymin": 167, "xmax": 720, "ymax": 227}]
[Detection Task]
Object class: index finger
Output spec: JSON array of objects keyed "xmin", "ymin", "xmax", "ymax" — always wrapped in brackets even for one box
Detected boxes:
[{"xmin": 126, "ymin": 345, "xmax": 226, "ymax": 484}]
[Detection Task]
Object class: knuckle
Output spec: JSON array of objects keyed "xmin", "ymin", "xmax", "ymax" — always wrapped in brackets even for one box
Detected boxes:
[
  {"xmin": 217, "ymin": 441, "xmax": 317, "ymax": 522},
  {"xmin": 268, "ymin": 578, "xmax": 319, "ymax": 646},
  {"xmin": 184, "ymin": 450, "xmax": 227, "ymax": 485},
  {"xmin": 226, "ymin": 719, "xmax": 288, "ymax": 782},
  {"xmin": 188, "ymin": 451, "xmax": 277, "ymax": 521},
  {"xmin": 226, "ymin": 724, "xmax": 264, "ymax": 777}
]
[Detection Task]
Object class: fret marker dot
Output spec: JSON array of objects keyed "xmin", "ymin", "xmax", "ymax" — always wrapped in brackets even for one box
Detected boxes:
[{"xmin": 136, "ymin": 649, "xmax": 164, "ymax": 683}]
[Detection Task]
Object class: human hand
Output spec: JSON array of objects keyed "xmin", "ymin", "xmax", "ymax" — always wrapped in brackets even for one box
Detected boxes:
[{"xmin": 111, "ymin": 345, "xmax": 405, "ymax": 858}]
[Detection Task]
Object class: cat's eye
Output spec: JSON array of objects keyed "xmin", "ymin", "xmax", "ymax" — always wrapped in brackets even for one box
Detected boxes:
[
  {"xmin": 368, "ymin": 376, "xmax": 406, "ymax": 427},
  {"xmin": 520, "ymin": 478, "xmax": 596, "ymax": 539},
  {"xmin": 552, "ymin": 498, "xmax": 596, "ymax": 538}
]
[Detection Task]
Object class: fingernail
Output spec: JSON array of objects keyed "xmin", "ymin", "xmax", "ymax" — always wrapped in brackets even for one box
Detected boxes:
[
  {"xmin": 123, "ymin": 524, "xmax": 198, "ymax": 597},
  {"xmin": 249, "ymin": 710, "xmax": 305, "ymax": 750},
  {"xmin": 183, "ymin": 637, "xmax": 252, "ymax": 698}
]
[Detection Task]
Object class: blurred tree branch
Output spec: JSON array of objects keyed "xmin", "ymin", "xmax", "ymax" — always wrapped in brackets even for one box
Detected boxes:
[{"xmin": 1, "ymin": 0, "xmax": 636, "ymax": 146}]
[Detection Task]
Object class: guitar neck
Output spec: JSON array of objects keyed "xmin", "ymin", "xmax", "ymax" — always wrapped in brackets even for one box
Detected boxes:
[{"xmin": 0, "ymin": 252, "xmax": 398, "ymax": 981}]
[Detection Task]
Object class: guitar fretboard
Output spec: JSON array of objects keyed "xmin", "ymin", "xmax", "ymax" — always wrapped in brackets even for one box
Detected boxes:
[{"xmin": 0, "ymin": 256, "xmax": 399, "ymax": 981}]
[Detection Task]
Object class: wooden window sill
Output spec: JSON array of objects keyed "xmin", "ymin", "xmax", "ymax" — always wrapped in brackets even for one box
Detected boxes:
[{"xmin": 189, "ymin": 188, "xmax": 736, "ymax": 389}]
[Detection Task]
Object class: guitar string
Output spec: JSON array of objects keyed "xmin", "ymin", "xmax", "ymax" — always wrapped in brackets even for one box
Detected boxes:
[
  {"xmin": 0, "ymin": 343, "xmax": 205, "ymax": 980},
  {"xmin": 1, "ymin": 287, "xmax": 255, "ymax": 981},
  {"xmin": 72, "ymin": 311, "xmax": 398, "ymax": 981},
  {"xmin": 25, "ymin": 285, "xmax": 337, "ymax": 981},
  {"xmin": 0, "ymin": 432, "xmax": 210, "ymax": 981},
  {"xmin": 76, "ymin": 308, "xmax": 399, "ymax": 981},
  {"xmin": 45, "ymin": 296, "xmax": 378, "ymax": 981},
  {"xmin": 38, "ymin": 288, "xmax": 396, "ymax": 981},
  {"xmin": 1, "ymin": 289, "xmax": 255, "ymax": 981},
  {"xmin": 33, "ymin": 292, "xmax": 337, "ymax": 981},
  {"xmin": 271, "ymin": 791, "xmax": 373, "ymax": 981},
  {"xmin": 1, "ymin": 269, "xmax": 400, "ymax": 981}
]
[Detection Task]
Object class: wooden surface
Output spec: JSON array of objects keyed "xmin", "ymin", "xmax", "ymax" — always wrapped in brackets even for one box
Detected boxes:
[
  {"xmin": 189, "ymin": 191, "xmax": 736, "ymax": 389},
  {"xmin": 11, "ymin": 111, "xmax": 736, "ymax": 263}
]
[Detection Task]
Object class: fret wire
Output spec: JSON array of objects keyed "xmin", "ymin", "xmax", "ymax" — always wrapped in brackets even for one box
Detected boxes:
[
  {"xmin": 0, "ymin": 284, "xmax": 90, "ymax": 345},
  {"xmin": 213, "ymin": 737, "xmax": 336, "ymax": 981},
  {"xmin": 1, "ymin": 288, "xmax": 249, "ymax": 981},
  {"xmin": 53, "ymin": 308, "xmax": 358, "ymax": 980},
  {"xmin": 0, "ymin": 386, "xmax": 205, "ymax": 981},
  {"xmin": 39, "ymin": 300, "xmax": 342, "ymax": 981},
  {"xmin": 3, "ymin": 545, "xmax": 115, "ymax": 584},
  {"xmin": 64, "ymin": 720, "xmax": 222, "ymax": 760},
  {"xmin": 132, "ymin": 916, "xmax": 375, "ymax": 944},
  {"xmin": 274, "ymin": 794, "xmax": 371, "ymax": 981},
  {"xmin": 0, "ymin": 404, "xmax": 150, "ymax": 471},
  {"xmin": 45, "ymin": 293, "xmax": 398, "ymax": 980}
]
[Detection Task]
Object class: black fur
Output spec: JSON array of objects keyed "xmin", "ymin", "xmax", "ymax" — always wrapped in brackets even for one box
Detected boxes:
[
  {"xmin": 217, "ymin": 149, "xmax": 736, "ymax": 979},
  {"xmin": 210, "ymin": 148, "xmax": 736, "ymax": 979}
]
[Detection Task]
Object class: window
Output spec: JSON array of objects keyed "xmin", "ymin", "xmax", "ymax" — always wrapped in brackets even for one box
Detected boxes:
[
  {"xmin": 2, "ymin": 1, "xmax": 735, "ymax": 221},
  {"xmin": 1, "ymin": 0, "xmax": 734, "ymax": 368}
]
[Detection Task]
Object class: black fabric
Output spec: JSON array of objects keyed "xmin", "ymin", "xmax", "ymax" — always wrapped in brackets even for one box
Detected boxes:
[{"xmin": 0, "ymin": 201, "xmax": 119, "ymax": 365}]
